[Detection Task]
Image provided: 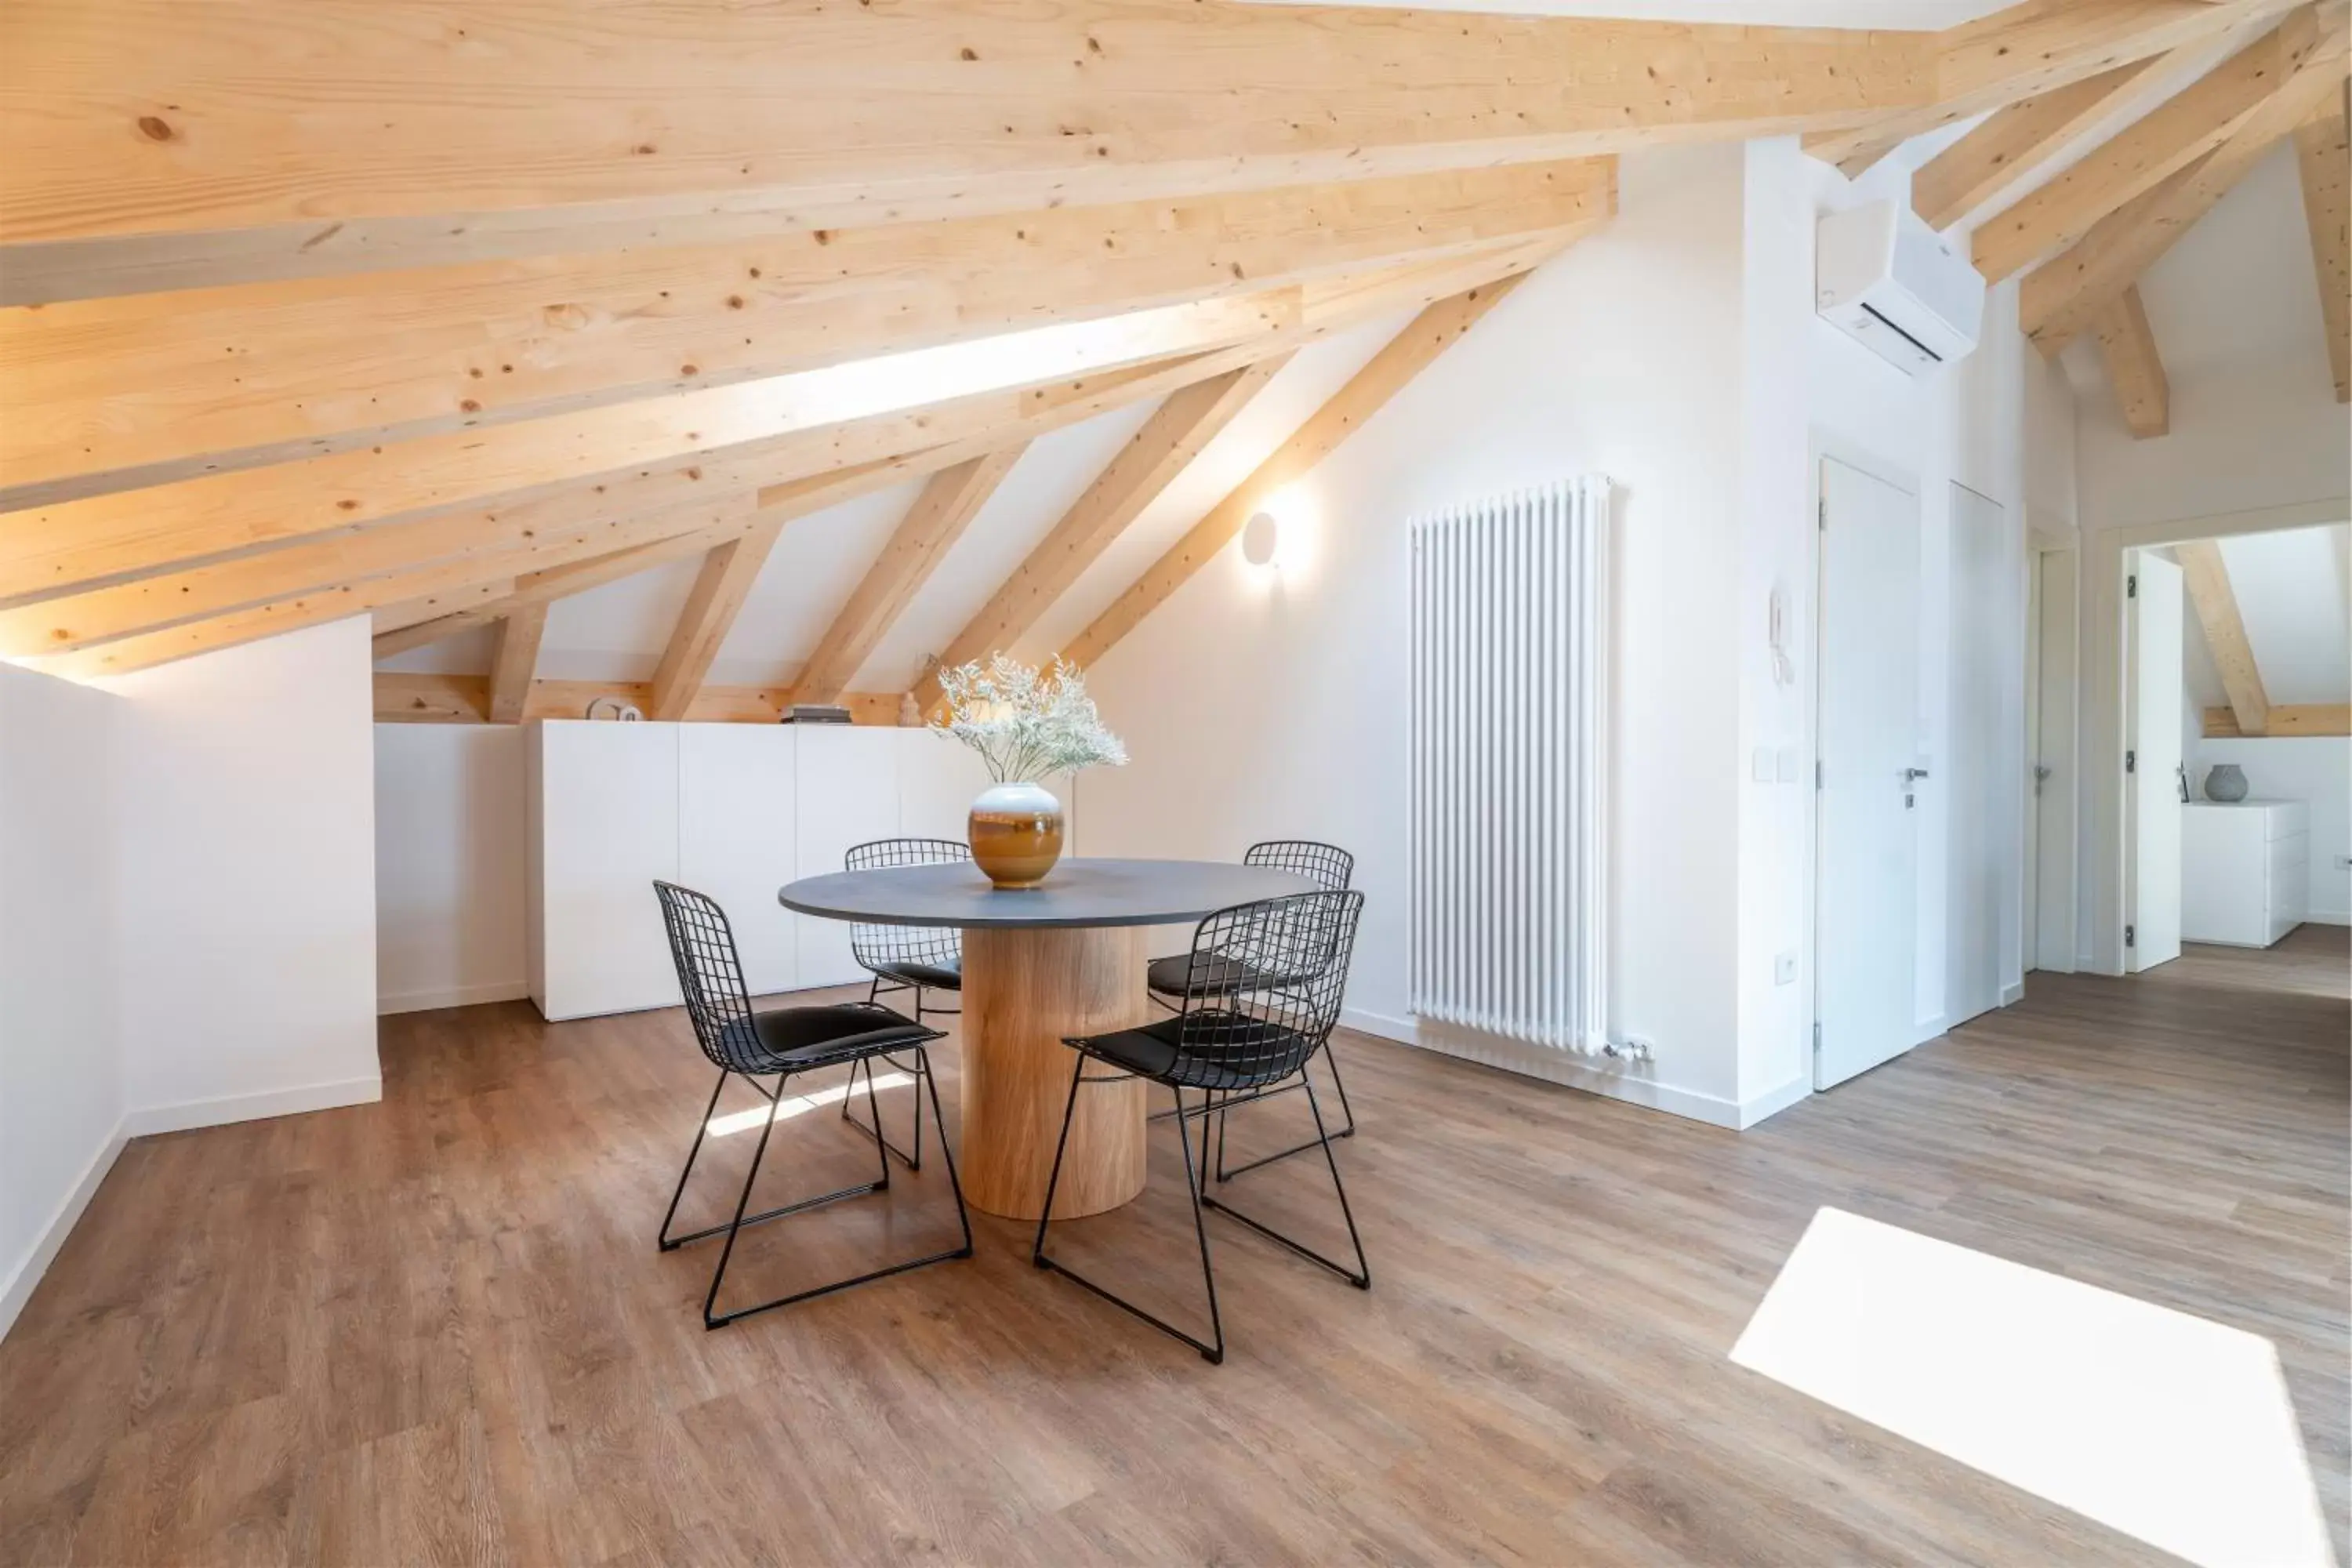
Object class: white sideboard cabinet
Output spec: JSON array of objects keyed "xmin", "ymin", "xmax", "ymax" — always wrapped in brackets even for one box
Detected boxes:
[
  {"xmin": 526, "ymin": 720, "xmax": 993, "ymax": 1021},
  {"xmin": 2180, "ymin": 799, "xmax": 2309, "ymax": 949}
]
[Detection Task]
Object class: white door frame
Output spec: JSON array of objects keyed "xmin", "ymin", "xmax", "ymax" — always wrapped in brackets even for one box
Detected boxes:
[
  {"xmin": 2080, "ymin": 497, "xmax": 2350, "ymax": 975},
  {"xmin": 2027, "ymin": 518, "xmax": 2080, "ymax": 974}
]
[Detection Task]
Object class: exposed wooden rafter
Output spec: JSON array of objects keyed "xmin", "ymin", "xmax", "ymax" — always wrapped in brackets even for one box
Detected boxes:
[
  {"xmin": 2293, "ymin": 89, "xmax": 2351, "ymax": 401},
  {"xmin": 485, "ymin": 607, "xmax": 550, "ymax": 724},
  {"xmin": 2089, "ymin": 285, "xmax": 2172, "ymax": 437},
  {"xmin": 2, "ymin": 159, "xmax": 1612, "ymax": 502},
  {"xmin": 788, "ymin": 448, "xmax": 1029, "ymax": 708},
  {"xmin": 647, "ymin": 521, "xmax": 786, "ymax": 720},
  {"xmin": 2176, "ymin": 539, "xmax": 2273, "ymax": 735},
  {"xmin": 2204, "ymin": 702, "xmax": 2350, "ymax": 735},
  {"xmin": 2, "ymin": 224, "xmax": 1592, "ymax": 616},
  {"xmin": 2, "ymin": 0, "xmax": 1910, "ymax": 301},
  {"xmin": 1802, "ymin": 0, "xmax": 2274, "ymax": 176},
  {"xmin": 911, "ymin": 356, "xmax": 1293, "ymax": 719},
  {"xmin": 1975, "ymin": 16, "xmax": 2317, "ymax": 285},
  {"xmin": 2022, "ymin": 4, "xmax": 2352, "ymax": 353},
  {"xmin": 1060, "ymin": 275, "xmax": 1524, "ymax": 673},
  {"xmin": 377, "ymin": 672, "xmax": 903, "ymax": 727},
  {"xmin": 24, "ymin": 229, "xmax": 1587, "ymax": 680},
  {"xmin": 1911, "ymin": 57, "xmax": 2169, "ymax": 231}
]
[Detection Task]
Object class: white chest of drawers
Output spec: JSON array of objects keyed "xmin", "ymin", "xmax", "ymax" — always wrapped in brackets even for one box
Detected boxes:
[{"xmin": 2180, "ymin": 800, "xmax": 2309, "ymax": 948}]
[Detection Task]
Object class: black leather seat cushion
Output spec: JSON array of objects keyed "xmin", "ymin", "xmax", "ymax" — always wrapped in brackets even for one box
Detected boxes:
[
  {"xmin": 1073, "ymin": 1011, "xmax": 1312, "ymax": 1091},
  {"xmin": 1145, "ymin": 952, "xmax": 1301, "ymax": 999},
  {"xmin": 720, "ymin": 1003, "xmax": 934, "ymax": 1074},
  {"xmin": 869, "ymin": 957, "xmax": 962, "ymax": 992}
]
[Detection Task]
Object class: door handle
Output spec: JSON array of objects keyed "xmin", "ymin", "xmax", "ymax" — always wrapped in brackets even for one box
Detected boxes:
[{"xmin": 1902, "ymin": 767, "xmax": 1931, "ymax": 782}]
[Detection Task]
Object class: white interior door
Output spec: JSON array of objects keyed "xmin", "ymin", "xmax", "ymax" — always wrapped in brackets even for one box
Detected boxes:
[
  {"xmin": 2032, "ymin": 546, "xmax": 2079, "ymax": 972},
  {"xmin": 2128, "ymin": 550, "xmax": 2184, "ymax": 971},
  {"xmin": 1815, "ymin": 456, "xmax": 1924, "ymax": 1091}
]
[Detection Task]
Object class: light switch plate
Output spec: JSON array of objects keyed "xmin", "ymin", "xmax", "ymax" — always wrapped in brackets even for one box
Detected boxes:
[{"xmin": 1774, "ymin": 951, "xmax": 1798, "ymax": 985}]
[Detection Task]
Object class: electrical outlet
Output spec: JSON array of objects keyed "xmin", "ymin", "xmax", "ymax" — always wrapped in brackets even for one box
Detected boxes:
[{"xmin": 1774, "ymin": 951, "xmax": 1798, "ymax": 985}]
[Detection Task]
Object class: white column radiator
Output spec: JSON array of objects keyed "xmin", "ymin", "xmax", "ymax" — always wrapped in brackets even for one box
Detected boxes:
[{"xmin": 1409, "ymin": 476, "xmax": 1612, "ymax": 1054}]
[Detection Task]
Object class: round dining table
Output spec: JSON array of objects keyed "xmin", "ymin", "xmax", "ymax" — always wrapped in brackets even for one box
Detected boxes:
[{"xmin": 779, "ymin": 857, "xmax": 1316, "ymax": 1221}]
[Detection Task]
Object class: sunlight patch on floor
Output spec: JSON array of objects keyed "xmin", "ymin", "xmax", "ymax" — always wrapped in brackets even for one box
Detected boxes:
[
  {"xmin": 1732, "ymin": 1207, "xmax": 2334, "ymax": 1568},
  {"xmin": 707, "ymin": 1071, "xmax": 916, "ymax": 1137}
]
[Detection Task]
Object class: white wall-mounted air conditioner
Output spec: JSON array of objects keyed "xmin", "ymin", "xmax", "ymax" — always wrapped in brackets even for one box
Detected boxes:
[{"xmin": 1816, "ymin": 200, "xmax": 1986, "ymax": 376}]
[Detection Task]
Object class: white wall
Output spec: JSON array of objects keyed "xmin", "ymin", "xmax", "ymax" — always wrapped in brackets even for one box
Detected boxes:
[
  {"xmin": 2073, "ymin": 375, "xmax": 2351, "ymax": 972},
  {"xmin": 0, "ymin": 665, "xmax": 125, "ymax": 1338},
  {"xmin": 375, "ymin": 726, "xmax": 528, "ymax": 1012},
  {"xmin": 1078, "ymin": 139, "xmax": 2032, "ymax": 1130},
  {"xmin": 2, "ymin": 616, "xmax": 381, "ymax": 1338},
  {"xmin": 106, "ymin": 616, "xmax": 382, "ymax": 1128},
  {"xmin": 1083, "ymin": 143, "xmax": 1748, "ymax": 1125}
]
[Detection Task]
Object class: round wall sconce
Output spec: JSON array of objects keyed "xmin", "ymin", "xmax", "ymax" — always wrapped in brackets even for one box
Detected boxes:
[{"xmin": 1241, "ymin": 510, "xmax": 1279, "ymax": 567}]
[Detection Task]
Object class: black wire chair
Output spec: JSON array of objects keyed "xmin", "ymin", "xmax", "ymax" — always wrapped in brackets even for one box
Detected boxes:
[
  {"xmin": 1034, "ymin": 889, "xmax": 1368, "ymax": 1363},
  {"xmin": 838, "ymin": 837, "xmax": 969, "ymax": 1171},
  {"xmin": 652, "ymin": 880, "xmax": 971, "ymax": 1329},
  {"xmin": 1148, "ymin": 840, "xmax": 1359, "ymax": 1178}
]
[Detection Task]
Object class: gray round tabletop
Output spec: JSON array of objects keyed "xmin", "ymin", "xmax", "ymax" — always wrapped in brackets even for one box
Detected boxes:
[{"xmin": 779, "ymin": 857, "xmax": 1318, "ymax": 929}]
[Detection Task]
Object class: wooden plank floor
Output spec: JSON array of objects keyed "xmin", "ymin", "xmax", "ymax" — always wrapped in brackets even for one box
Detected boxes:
[{"xmin": 4, "ymin": 927, "xmax": 2344, "ymax": 1565}]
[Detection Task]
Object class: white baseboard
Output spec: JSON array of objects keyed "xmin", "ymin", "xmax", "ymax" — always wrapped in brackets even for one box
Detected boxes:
[
  {"xmin": 2000, "ymin": 981, "xmax": 2027, "ymax": 1005},
  {"xmin": 378, "ymin": 979, "xmax": 532, "ymax": 1015},
  {"xmin": 2306, "ymin": 911, "xmax": 2350, "ymax": 927},
  {"xmin": 0, "ymin": 1117, "xmax": 128, "ymax": 1343},
  {"xmin": 123, "ymin": 1074, "xmax": 383, "ymax": 1138},
  {"xmin": 1340, "ymin": 1007, "xmax": 1811, "ymax": 1131},
  {"xmin": 1735, "ymin": 1073, "xmax": 1814, "ymax": 1129}
]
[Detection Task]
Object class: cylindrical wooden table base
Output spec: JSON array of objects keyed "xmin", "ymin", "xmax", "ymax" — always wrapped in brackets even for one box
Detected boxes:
[{"xmin": 958, "ymin": 924, "xmax": 1149, "ymax": 1221}]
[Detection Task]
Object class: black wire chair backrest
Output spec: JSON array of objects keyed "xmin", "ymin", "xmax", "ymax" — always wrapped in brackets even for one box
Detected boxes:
[
  {"xmin": 844, "ymin": 837, "xmax": 970, "ymax": 976},
  {"xmin": 1244, "ymin": 839, "xmax": 1355, "ymax": 893},
  {"xmin": 652, "ymin": 880, "xmax": 768, "ymax": 1074},
  {"xmin": 1174, "ymin": 890, "xmax": 1365, "ymax": 1086}
]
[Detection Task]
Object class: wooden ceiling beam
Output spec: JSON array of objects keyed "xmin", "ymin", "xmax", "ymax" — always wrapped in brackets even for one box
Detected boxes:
[
  {"xmin": 2089, "ymin": 285, "xmax": 2172, "ymax": 437},
  {"xmin": 910, "ymin": 355, "xmax": 1292, "ymax": 720},
  {"xmin": 485, "ymin": 607, "xmax": 550, "ymax": 724},
  {"xmin": 2293, "ymin": 89, "xmax": 2351, "ymax": 401},
  {"xmin": 376, "ymin": 672, "xmax": 904, "ymax": 728},
  {"xmin": 1911, "ymin": 57, "xmax": 2169, "ymax": 231},
  {"xmin": 2, "ymin": 0, "xmax": 1902, "ymax": 299},
  {"xmin": 2022, "ymin": 5, "xmax": 2351, "ymax": 354},
  {"xmin": 1975, "ymin": 17, "xmax": 2318, "ymax": 285},
  {"xmin": 1802, "ymin": 0, "xmax": 2272, "ymax": 176},
  {"xmin": 2204, "ymin": 701, "xmax": 2350, "ymax": 735},
  {"xmin": 1, "ymin": 216, "xmax": 1599, "ymax": 609},
  {"xmin": 2176, "ymin": 539, "xmax": 2272, "ymax": 735},
  {"xmin": 2, "ymin": 159, "xmax": 1613, "ymax": 502},
  {"xmin": 31, "ymin": 227, "xmax": 1590, "ymax": 679},
  {"xmin": 1062, "ymin": 274, "xmax": 1525, "ymax": 672},
  {"xmin": 646, "ymin": 521, "xmax": 787, "ymax": 720},
  {"xmin": 787, "ymin": 447, "xmax": 1029, "ymax": 707}
]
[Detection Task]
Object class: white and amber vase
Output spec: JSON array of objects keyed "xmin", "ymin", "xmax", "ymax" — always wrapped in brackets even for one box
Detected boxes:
[{"xmin": 968, "ymin": 780, "xmax": 1064, "ymax": 889}]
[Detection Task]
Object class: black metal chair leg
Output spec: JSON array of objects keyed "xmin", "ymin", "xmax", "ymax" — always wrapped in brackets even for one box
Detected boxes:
[
  {"xmin": 1033, "ymin": 1066, "xmax": 1226, "ymax": 1363},
  {"xmin": 1200, "ymin": 1069, "xmax": 1371, "ymax": 1290},
  {"xmin": 659, "ymin": 1067, "xmax": 734, "ymax": 1250},
  {"xmin": 842, "ymin": 1049, "xmax": 927, "ymax": 1171},
  {"xmin": 916, "ymin": 1046, "xmax": 975, "ymax": 1259},
  {"xmin": 1214, "ymin": 1047, "xmax": 1358, "ymax": 1182},
  {"xmin": 703, "ymin": 1074, "xmax": 786, "ymax": 1325},
  {"xmin": 695, "ymin": 1058, "xmax": 975, "ymax": 1330}
]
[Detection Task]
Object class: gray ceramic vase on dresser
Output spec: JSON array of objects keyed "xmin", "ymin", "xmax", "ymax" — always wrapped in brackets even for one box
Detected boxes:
[{"xmin": 2203, "ymin": 763, "xmax": 2249, "ymax": 803}]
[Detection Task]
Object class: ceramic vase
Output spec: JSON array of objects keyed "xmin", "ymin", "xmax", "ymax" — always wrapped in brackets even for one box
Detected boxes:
[
  {"xmin": 2203, "ymin": 763, "xmax": 2249, "ymax": 803},
  {"xmin": 968, "ymin": 780, "xmax": 1064, "ymax": 888}
]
